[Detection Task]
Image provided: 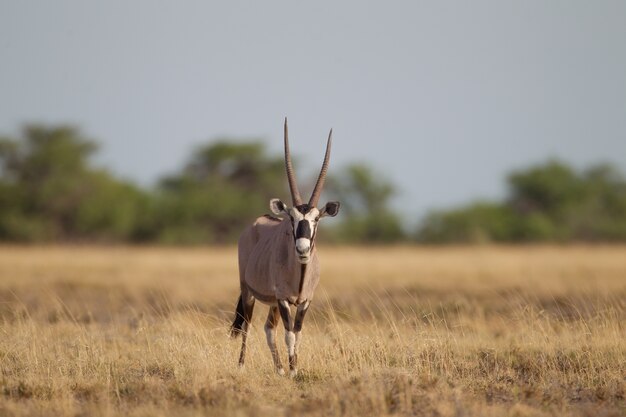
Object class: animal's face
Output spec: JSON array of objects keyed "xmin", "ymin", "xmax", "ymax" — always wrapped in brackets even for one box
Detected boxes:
[{"xmin": 270, "ymin": 199, "xmax": 340, "ymax": 264}]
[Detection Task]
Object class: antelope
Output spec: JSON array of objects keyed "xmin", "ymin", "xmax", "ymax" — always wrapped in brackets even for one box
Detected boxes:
[{"xmin": 230, "ymin": 118, "xmax": 340, "ymax": 377}]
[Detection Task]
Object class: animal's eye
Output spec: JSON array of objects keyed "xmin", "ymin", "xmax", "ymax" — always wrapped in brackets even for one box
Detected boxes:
[{"xmin": 315, "ymin": 216, "xmax": 320, "ymax": 222}]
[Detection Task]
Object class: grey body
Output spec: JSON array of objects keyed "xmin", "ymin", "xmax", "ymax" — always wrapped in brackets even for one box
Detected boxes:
[
  {"xmin": 239, "ymin": 215, "xmax": 320, "ymax": 305},
  {"xmin": 230, "ymin": 119, "xmax": 339, "ymax": 377}
]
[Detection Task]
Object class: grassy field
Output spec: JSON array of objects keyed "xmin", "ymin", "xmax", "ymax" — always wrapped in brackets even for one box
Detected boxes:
[{"xmin": 0, "ymin": 246, "xmax": 624, "ymax": 417}]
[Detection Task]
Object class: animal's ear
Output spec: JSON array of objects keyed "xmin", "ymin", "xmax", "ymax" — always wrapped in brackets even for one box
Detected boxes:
[
  {"xmin": 320, "ymin": 201, "xmax": 340, "ymax": 217},
  {"xmin": 270, "ymin": 198, "xmax": 287, "ymax": 215}
]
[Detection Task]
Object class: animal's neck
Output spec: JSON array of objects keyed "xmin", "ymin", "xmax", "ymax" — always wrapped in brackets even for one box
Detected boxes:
[{"xmin": 297, "ymin": 263, "xmax": 307, "ymax": 298}]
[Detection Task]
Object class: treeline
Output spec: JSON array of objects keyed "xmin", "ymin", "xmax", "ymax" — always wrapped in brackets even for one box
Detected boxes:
[
  {"xmin": 0, "ymin": 125, "xmax": 402, "ymax": 243},
  {"xmin": 417, "ymin": 161, "xmax": 626, "ymax": 243},
  {"xmin": 0, "ymin": 124, "xmax": 625, "ymax": 244}
]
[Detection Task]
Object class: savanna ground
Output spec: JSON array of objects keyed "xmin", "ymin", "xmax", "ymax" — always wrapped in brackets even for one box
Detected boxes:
[{"xmin": 0, "ymin": 246, "xmax": 624, "ymax": 417}]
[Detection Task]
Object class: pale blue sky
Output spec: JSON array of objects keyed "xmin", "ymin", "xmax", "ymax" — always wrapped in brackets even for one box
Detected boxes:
[{"xmin": 1, "ymin": 1, "xmax": 625, "ymax": 217}]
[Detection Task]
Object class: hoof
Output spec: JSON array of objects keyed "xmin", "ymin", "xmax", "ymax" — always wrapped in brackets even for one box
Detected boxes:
[
  {"xmin": 289, "ymin": 369, "xmax": 297, "ymax": 378},
  {"xmin": 276, "ymin": 367, "xmax": 286, "ymax": 376}
]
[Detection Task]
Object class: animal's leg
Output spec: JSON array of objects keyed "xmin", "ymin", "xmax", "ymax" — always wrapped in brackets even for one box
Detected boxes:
[
  {"xmin": 230, "ymin": 294, "xmax": 245, "ymax": 337},
  {"xmin": 277, "ymin": 300, "xmax": 297, "ymax": 377},
  {"xmin": 265, "ymin": 305, "xmax": 284, "ymax": 375},
  {"xmin": 238, "ymin": 290, "xmax": 255, "ymax": 367},
  {"xmin": 292, "ymin": 300, "xmax": 310, "ymax": 372}
]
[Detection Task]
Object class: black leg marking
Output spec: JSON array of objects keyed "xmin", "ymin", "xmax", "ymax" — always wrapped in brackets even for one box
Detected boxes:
[
  {"xmin": 278, "ymin": 300, "xmax": 297, "ymax": 375},
  {"xmin": 294, "ymin": 301, "xmax": 310, "ymax": 333},
  {"xmin": 289, "ymin": 354, "xmax": 297, "ymax": 371},
  {"xmin": 266, "ymin": 305, "xmax": 280, "ymax": 329},
  {"xmin": 292, "ymin": 301, "xmax": 311, "ymax": 373},
  {"xmin": 230, "ymin": 294, "xmax": 245, "ymax": 337},
  {"xmin": 277, "ymin": 300, "xmax": 293, "ymax": 331},
  {"xmin": 238, "ymin": 293, "xmax": 255, "ymax": 367},
  {"xmin": 243, "ymin": 297, "xmax": 255, "ymax": 323}
]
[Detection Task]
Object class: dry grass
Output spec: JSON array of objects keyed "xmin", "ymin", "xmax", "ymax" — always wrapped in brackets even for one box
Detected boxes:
[{"xmin": 0, "ymin": 245, "xmax": 624, "ymax": 417}]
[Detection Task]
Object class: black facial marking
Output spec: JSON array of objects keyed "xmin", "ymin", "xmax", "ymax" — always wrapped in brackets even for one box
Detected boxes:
[
  {"xmin": 295, "ymin": 204, "xmax": 313, "ymax": 214},
  {"xmin": 296, "ymin": 220, "xmax": 312, "ymax": 239}
]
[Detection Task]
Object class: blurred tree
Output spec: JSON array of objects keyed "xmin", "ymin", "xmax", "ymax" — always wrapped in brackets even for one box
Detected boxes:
[
  {"xmin": 417, "ymin": 202, "xmax": 518, "ymax": 243},
  {"xmin": 416, "ymin": 160, "xmax": 626, "ymax": 243},
  {"xmin": 578, "ymin": 164, "xmax": 626, "ymax": 240},
  {"xmin": 326, "ymin": 163, "xmax": 405, "ymax": 243},
  {"xmin": 0, "ymin": 125, "xmax": 149, "ymax": 241},
  {"xmin": 2, "ymin": 124, "xmax": 625, "ymax": 245},
  {"xmin": 507, "ymin": 160, "xmax": 582, "ymax": 240},
  {"xmin": 508, "ymin": 161, "xmax": 582, "ymax": 215},
  {"xmin": 154, "ymin": 140, "xmax": 287, "ymax": 243},
  {"xmin": 507, "ymin": 160, "xmax": 626, "ymax": 241}
]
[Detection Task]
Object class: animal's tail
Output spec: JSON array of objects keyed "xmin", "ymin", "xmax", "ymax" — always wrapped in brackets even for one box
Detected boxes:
[{"xmin": 230, "ymin": 294, "xmax": 245, "ymax": 338}]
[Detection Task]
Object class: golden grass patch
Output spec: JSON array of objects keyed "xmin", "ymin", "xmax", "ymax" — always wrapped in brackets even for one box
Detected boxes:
[{"xmin": 0, "ymin": 245, "xmax": 624, "ymax": 416}]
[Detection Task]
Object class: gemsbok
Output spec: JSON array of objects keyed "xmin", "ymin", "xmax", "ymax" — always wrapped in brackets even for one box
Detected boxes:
[{"xmin": 230, "ymin": 118, "xmax": 340, "ymax": 376}]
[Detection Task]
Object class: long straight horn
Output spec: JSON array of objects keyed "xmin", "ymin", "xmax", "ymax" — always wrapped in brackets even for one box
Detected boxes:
[
  {"xmin": 309, "ymin": 128, "xmax": 332, "ymax": 207},
  {"xmin": 284, "ymin": 118, "xmax": 303, "ymax": 206}
]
